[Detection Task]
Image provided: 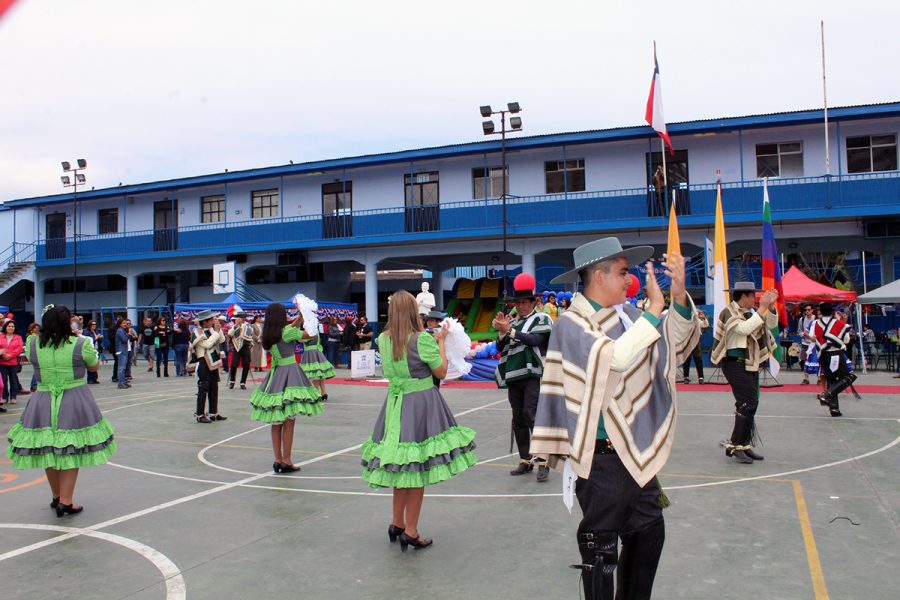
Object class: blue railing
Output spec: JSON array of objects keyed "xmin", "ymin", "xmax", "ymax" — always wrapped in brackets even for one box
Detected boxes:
[{"xmin": 32, "ymin": 171, "xmax": 900, "ymax": 264}]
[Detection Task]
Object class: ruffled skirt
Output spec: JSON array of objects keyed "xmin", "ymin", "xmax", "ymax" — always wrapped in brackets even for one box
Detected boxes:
[
  {"xmin": 250, "ymin": 363, "xmax": 323, "ymax": 422},
  {"xmin": 6, "ymin": 386, "xmax": 116, "ymax": 470},
  {"xmin": 300, "ymin": 348, "xmax": 335, "ymax": 380},
  {"xmin": 361, "ymin": 387, "xmax": 476, "ymax": 488}
]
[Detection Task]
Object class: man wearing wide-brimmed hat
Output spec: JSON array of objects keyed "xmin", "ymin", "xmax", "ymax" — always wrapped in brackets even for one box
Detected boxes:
[
  {"xmin": 710, "ymin": 281, "xmax": 779, "ymax": 463},
  {"xmin": 493, "ymin": 273, "xmax": 554, "ymax": 482},
  {"xmin": 531, "ymin": 237, "xmax": 700, "ymax": 600},
  {"xmin": 191, "ymin": 310, "xmax": 228, "ymax": 424},
  {"xmin": 228, "ymin": 309, "xmax": 253, "ymax": 390}
]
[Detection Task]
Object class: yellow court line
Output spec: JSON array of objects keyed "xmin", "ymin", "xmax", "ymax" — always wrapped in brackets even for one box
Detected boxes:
[{"xmin": 792, "ymin": 480, "xmax": 830, "ymax": 600}]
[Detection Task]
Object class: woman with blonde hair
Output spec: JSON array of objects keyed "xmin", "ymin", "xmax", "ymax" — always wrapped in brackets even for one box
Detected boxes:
[{"xmin": 360, "ymin": 290, "xmax": 477, "ymax": 551}]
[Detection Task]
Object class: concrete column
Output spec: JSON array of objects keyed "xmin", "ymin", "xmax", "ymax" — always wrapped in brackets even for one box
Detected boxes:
[
  {"xmin": 881, "ymin": 253, "xmax": 896, "ymax": 286},
  {"xmin": 32, "ymin": 272, "xmax": 44, "ymax": 318},
  {"xmin": 364, "ymin": 256, "xmax": 378, "ymax": 325},
  {"xmin": 431, "ymin": 269, "xmax": 445, "ymax": 310},
  {"xmin": 126, "ymin": 273, "xmax": 138, "ymax": 323},
  {"xmin": 521, "ymin": 252, "xmax": 536, "ymax": 277}
]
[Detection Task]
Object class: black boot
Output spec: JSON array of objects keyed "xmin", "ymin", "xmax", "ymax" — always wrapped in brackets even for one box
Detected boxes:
[
  {"xmin": 573, "ymin": 531, "xmax": 617, "ymax": 600},
  {"xmin": 617, "ymin": 520, "xmax": 665, "ymax": 600}
]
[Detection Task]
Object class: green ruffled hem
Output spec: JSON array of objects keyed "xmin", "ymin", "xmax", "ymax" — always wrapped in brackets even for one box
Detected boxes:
[
  {"xmin": 6, "ymin": 418, "xmax": 115, "ymax": 451},
  {"xmin": 7, "ymin": 441, "xmax": 117, "ymax": 470},
  {"xmin": 362, "ymin": 450, "xmax": 477, "ymax": 489},
  {"xmin": 360, "ymin": 425, "xmax": 477, "ymax": 467},
  {"xmin": 301, "ymin": 362, "xmax": 335, "ymax": 379},
  {"xmin": 250, "ymin": 386, "xmax": 323, "ymax": 422}
]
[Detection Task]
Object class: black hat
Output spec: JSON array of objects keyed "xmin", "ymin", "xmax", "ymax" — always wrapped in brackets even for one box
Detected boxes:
[{"xmin": 512, "ymin": 273, "xmax": 538, "ymax": 300}]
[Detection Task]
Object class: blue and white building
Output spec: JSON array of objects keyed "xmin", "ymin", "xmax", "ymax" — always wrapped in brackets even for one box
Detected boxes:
[{"xmin": 2, "ymin": 102, "xmax": 899, "ymax": 324}]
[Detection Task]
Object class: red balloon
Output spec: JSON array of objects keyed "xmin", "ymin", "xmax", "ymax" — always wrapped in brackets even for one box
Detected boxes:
[{"xmin": 626, "ymin": 274, "xmax": 641, "ymax": 298}]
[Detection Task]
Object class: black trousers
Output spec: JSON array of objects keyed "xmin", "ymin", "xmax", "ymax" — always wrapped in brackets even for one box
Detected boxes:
[
  {"xmin": 576, "ymin": 449, "xmax": 665, "ymax": 600},
  {"xmin": 721, "ymin": 359, "xmax": 760, "ymax": 448},
  {"xmin": 820, "ymin": 349, "xmax": 850, "ymax": 411},
  {"xmin": 681, "ymin": 346, "xmax": 704, "ymax": 380},
  {"xmin": 229, "ymin": 346, "xmax": 251, "ymax": 384},
  {"xmin": 196, "ymin": 361, "xmax": 220, "ymax": 416},
  {"xmin": 507, "ymin": 377, "xmax": 540, "ymax": 460}
]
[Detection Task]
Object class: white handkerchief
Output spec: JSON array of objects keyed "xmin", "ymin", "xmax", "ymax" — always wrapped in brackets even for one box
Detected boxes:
[
  {"xmin": 613, "ymin": 304, "xmax": 635, "ymax": 331},
  {"xmin": 830, "ymin": 355, "xmax": 840, "ymax": 372},
  {"xmin": 563, "ymin": 458, "xmax": 576, "ymax": 514}
]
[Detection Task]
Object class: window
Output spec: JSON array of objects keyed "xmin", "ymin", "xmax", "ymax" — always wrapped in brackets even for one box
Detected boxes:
[
  {"xmin": 756, "ymin": 142, "xmax": 804, "ymax": 178},
  {"xmin": 251, "ymin": 189, "xmax": 280, "ymax": 219},
  {"xmin": 847, "ymin": 134, "xmax": 898, "ymax": 173},
  {"xmin": 98, "ymin": 208, "xmax": 118, "ymax": 234},
  {"xmin": 472, "ymin": 166, "xmax": 508, "ymax": 199},
  {"xmin": 201, "ymin": 195, "xmax": 225, "ymax": 223},
  {"xmin": 404, "ymin": 172, "xmax": 439, "ymax": 206},
  {"xmin": 545, "ymin": 159, "xmax": 586, "ymax": 193},
  {"xmin": 322, "ymin": 181, "xmax": 352, "ymax": 214}
]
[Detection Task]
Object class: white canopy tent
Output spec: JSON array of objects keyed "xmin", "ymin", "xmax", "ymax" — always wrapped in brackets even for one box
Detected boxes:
[{"xmin": 858, "ymin": 279, "xmax": 900, "ymax": 304}]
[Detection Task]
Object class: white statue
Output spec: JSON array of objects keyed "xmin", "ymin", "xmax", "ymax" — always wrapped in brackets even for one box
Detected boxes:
[{"xmin": 416, "ymin": 281, "xmax": 436, "ymax": 315}]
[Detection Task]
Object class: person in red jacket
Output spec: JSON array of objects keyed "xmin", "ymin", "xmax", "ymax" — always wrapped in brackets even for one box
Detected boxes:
[
  {"xmin": 0, "ymin": 319, "xmax": 24, "ymax": 407},
  {"xmin": 813, "ymin": 302, "xmax": 854, "ymax": 417}
]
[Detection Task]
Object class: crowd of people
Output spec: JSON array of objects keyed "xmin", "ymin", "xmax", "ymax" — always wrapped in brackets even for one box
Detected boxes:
[{"xmin": 0, "ymin": 236, "xmax": 884, "ymax": 599}]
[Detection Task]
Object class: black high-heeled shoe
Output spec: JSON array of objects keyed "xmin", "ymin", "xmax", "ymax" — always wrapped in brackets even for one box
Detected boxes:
[
  {"xmin": 50, "ymin": 497, "xmax": 60, "ymax": 509},
  {"xmin": 399, "ymin": 532, "xmax": 433, "ymax": 552},
  {"xmin": 272, "ymin": 462, "xmax": 283, "ymax": 473},
  {"xmin": 279, "ymin": 463, "xmax": 301, "ymax": 473},
  {"xmin": 388, "ymin": 524, "xmax": 404, "ymax": 542},
  {"xmin": 56, "ymin": 503, "xmax": 84, "ymax": 518}
]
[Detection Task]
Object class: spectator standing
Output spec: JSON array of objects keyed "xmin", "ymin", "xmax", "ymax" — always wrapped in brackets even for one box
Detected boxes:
[
  {"xmin": 82, "ymin": 320, "xmax": 103, "ymax": 384},
  {"xmin": 172, "ymin": 319, "xmax": 191, "ymax": 376},
  {"xmin": 0, "ymin": 319, "xmax": 24, "ymax": 406},
  {"xmin": 115, "ymin": 320, "xmax": 133, "ymax": 389},
  {"xmin": 139, "ymin": 317, "xmax": 155, "ymax": 372},
  {"xmin": 24, "ymin": 323, "xmax": 40, "ymax": 392},
  {"xmin": 356, "ymin": 315, "xmax": 374, "ymax": 350},
  {"xmin": 341, "ymin": 315, "xmax": 358, "ymax": 364},
  {"xmin": 324, "ymin": 316, "xmax": 343, "ymax": 367},
  {"xmin": 153, "ymin": 317, "xmax": 173, "ymax": 377}
]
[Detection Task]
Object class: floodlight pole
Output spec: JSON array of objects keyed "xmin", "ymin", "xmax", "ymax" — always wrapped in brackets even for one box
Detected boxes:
[{"xmin": 62, "ymin": 161, "xmax": 86, "ymax": 314}]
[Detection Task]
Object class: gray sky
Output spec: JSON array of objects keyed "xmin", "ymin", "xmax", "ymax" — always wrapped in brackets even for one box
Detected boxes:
[{"xmin": 0, "ymin": 0, "xmax": 897, "ymax": 203}]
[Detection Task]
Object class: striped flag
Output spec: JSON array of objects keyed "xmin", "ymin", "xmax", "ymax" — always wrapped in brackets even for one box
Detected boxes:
[
  {"xmin": 762, "ymin": 179, "xmax": 787, "ymax": 373},
  {"xmin": 645, "ymin": 44, "xmax": 674, "ymax": 155},
  {"xmin": 712, "ymin": 184, "xmax": 729, "ymax": 325}
]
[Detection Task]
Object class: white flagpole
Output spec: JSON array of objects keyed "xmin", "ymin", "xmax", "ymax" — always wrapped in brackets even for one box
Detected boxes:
[
  {"xmin": 821, "ymin": 20, "xmax": 831, "ymax": 175},
  {"xmin": 861, "ymin": 250, "xmax": 869, "ymax": 324}
]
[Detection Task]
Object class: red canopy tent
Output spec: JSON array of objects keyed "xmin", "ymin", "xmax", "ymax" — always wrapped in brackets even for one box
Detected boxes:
[{"xmin": 780, "ymin": 266, "xmax": 858, "ymax": 303}]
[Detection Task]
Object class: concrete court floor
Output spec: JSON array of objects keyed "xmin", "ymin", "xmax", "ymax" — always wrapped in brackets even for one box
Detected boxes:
[{"xmin": 0, "ymin": 363, "xmax": 897, "ymax": 600}]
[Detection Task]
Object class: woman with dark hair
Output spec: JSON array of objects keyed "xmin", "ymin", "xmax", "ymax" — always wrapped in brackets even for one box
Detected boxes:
[
  {"xmin": 250, "ymin": 302, "xmax": 323, "ymax": 473},
  {"xmin": 82, "ymin": 320, "xmax": 103, "ymax": 384},
  {"xmin": 172, "ymin": 319, "xmax": 191, "ymax": 376},
  {"xmin": 6, "ymin": 305, "xmax": 116, "ymax": 516},
  {"xmin": 0, "ymin": 319, "xmax": 23, "ymax": 406},
  {"xmin": 153, "ymin": 316, "xmax": 172, "ymax": 378},
  {"xmin": 360, "ymin": 290, "xmax": 477, "ymax": 551},
  {"xmin": 24, "ymin": 322, "xmax": 40, "ymax": 393},
  {"xmin": 299, "ymin": 319, "xmax": 335, "ymax": 401}
]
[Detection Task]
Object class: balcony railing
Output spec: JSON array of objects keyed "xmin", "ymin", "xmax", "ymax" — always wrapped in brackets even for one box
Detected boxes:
[
  {"xmin": 32, "ymin": 171, "xmax": 900, "ymax": 264},
  {"xmin": 0, "ymin": 242, "xmax": 36, "ymax": 271}
]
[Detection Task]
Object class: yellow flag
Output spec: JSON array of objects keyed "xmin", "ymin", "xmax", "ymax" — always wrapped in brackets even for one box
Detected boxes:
[
  {"xmin": 713, "ymin": 184, "xmax": 730, "ymax": 322},
  {"xmin": 666, "ymin": 193, "xmax": 681, "ymax": 257}
]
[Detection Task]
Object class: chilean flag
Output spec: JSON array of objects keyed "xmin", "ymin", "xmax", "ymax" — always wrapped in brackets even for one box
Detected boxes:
[
  {"xmin": 645, "ymin": 46, "xmax": 674, "ymax": 155},
  {"xmin": 0, "ymin": 0, "xmax": 19, "ymax": 20}
]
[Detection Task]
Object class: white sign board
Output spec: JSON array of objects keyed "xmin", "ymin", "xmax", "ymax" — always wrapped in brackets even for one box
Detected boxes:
[
  {"xmin": 350, "ymin": 350, "xmax": 377, "ymax": 379},
  {"xmin": 213, "ymin": 262, "xmax": 236, "ymax": 295}
]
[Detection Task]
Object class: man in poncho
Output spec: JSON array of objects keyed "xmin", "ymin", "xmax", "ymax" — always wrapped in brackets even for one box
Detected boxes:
[
  {"xmin": 531, "ymin": 237, "xmax": 700, "ymax": 600},
  {"xmin": 494, "ymin": 273, "xmax": 554, "ymax": 482}
]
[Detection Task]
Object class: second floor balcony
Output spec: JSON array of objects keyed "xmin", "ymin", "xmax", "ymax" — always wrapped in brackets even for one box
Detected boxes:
[{"xmin": 32, "ymin": 171, "xmax": 900, "ymax": 266}]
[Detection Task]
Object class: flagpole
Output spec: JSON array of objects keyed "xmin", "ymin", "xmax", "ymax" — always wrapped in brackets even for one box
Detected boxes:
[{"xmin": 821, "ymin": 20, "xmax": 831, "ymax": 175}]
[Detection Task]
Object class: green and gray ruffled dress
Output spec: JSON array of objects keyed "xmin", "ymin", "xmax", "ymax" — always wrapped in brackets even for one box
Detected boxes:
[
  {"xmin": 299, "ymin": 335, "xmax": 335, "ymax": 380},
  {"xmin": 250, "ymin": 325, "xmax": 323, "ymax": 422},
  {"xmin": 6, "ymin": 337, "xmax": 116, "ymax": 470},
  {"xmin": 361, "ymin": 331, "xmax": 477, "ymax": 488}
]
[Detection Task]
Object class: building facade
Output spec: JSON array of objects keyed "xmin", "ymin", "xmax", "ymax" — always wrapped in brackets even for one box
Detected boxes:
[{"xmin": 1, "ymin": 102, "xmax": 899, "ymax": 323}]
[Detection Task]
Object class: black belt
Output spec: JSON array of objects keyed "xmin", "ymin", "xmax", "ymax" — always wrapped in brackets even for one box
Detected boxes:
[
  {"xmin": 594, "ymin": 439, "xmax": 616, "ymax": 455},
  {"xmin": 723, "ymin": 356, "xmax": 747, "ymax": 364}
]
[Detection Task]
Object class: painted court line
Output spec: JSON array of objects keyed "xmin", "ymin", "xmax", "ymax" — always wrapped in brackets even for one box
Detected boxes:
[{"xmin": 0, "ymin": 524, "xmax": 186, "ymax": 600}]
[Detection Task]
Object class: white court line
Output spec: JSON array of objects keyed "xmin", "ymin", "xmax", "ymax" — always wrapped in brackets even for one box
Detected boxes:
[
  {"xmin": 680, "ymin": 412, "xmax": 900, "ymax": 421},
  {"xmin": 475, "ymin": 452, "xmax": 517, "ymax": 466},
  {"xmin": 0, "ymin": 524, "xmax": 186, "ymax": 600},
  {"xmin": 194, "ymin": 398, "xmax": 509, "ymax": 479}
]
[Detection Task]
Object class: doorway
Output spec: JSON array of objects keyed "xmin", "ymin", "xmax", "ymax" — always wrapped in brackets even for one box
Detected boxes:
[{"xmin": 154, "ymin": 199, "xmax": 178, "ymax": 251}]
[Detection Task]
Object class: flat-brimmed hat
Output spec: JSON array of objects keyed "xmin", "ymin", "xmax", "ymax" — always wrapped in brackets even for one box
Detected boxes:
[
  {"xmin": 425, "ymin": 310, "xmax": 447, "ymax": 320},
  {"xmin": 728, "ymin": 281, "xmax": 763, "ymax": 293},
  {"xmin": 233, "ymin": 310, "xmax": 248, "ymax": 318},
  {"xmin": 195, "ymin": 309, "xmax": 220, "ymax": 322},
  {"xmin": 551, "ymin": 237, "xmax": 654, "ymax": 284}
]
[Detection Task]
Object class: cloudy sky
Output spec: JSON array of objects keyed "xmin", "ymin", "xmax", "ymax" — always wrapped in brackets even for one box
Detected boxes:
[{"xmin": 0, "ymin": 0, "xmax": 897, "ymax": 202}]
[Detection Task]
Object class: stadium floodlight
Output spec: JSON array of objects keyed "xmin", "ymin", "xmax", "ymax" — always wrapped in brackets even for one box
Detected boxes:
[
  {"xmin": 507, "ymin": 102, "xmax": 521, "ymax": 113},
  {"xmin": 482, "ymin": 120, "xmax": 495, "ymax": 135},
  {"xmin": 479, "ymin": 105, "xmax": 492, "ymax": 117},
  {"xmin": 61, "ymin": 161, "xmax": 71, "ymax": 171}
]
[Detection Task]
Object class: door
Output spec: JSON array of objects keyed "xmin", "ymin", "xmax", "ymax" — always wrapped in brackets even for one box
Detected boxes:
[
  {"xmin": 322, "ymin": 182, "xmax": 352, "ymax": 239},
  {"xmin": 646, "ymin": 150, "xmax": 690, "ymax": 217},
  {"xmin": 46, "ymin": 212, "xmax": 67, "ymax": 259},
  {"xmin": 404, "ymin": 172, "xmax": 440, "ymax": 232},
  {"xmin": 154, "ymin": 199, "xmax": 178, "ymax": 251}
]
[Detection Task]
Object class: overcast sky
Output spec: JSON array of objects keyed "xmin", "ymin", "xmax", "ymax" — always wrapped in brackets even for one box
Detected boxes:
[{"xmin": 0, "ymin": 0, "xmax": 897, "ymax": 203}]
